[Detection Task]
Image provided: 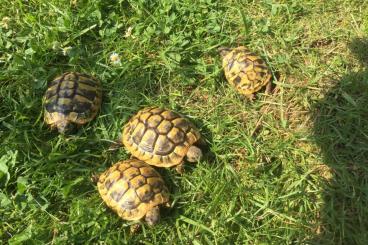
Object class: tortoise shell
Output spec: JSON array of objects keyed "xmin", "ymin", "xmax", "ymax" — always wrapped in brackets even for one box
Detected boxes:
[
  {"xmin": 97, "ymin": 159, "xmax": 169, "ymax": 223},
  {"xmin": 44, "ymin": 72, "xmax": 102, "ymax": 133},
  {"xmin": 220, "ymin": 46, "xmax": 272, "ymax": 96},
  {"xmin": 122, "ymin": 107, "xmax": 201, "ymax": 168}
]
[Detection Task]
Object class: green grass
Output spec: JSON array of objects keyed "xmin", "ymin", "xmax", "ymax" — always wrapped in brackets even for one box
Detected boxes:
[{"xmin": 1, "ymin": 0, "xmax": 368, "ymax": 244}]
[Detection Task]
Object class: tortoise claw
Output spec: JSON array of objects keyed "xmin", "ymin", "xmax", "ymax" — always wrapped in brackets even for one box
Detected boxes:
[
  {"xmin": 130, "ymin": 224, "xmax": 141, "ymax": 234},
  {"xmin": 265, "ymin": 81, "xmax": 273, "ymax": 95},
  {"xmin": 245, "ymin": 93, "xmax": 255, "ymax": 101},
  {"xmin": 175, "ymin": 164, "xmax": 184, "ymax": 174}
]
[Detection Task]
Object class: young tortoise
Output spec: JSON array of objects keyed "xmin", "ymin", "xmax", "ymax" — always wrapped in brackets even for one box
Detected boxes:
[
  {"xmin": 122, "ymin": 107, "xmax": 203, "ymax": 173},
  {"xmin": 43, "ymin": 72, "xmax": 102, "ymax": 133},
  {"xmin": 97, "ymin": 159, "xmax": 170, "ymax": 225},
  {"xmin": 219, "ymin": 46, "xmax": 272, "ymax": 100}
]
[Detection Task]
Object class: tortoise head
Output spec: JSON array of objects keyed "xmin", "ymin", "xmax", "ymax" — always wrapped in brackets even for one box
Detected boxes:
[
  {"xmin": 218, "ymin": 47, "xmax": 232, "ymax": 58},
  {"xmin": 90, "ymin": 173, "xmax": 100, "ymax": 183},
  {"xmin": 186, "ymin": 145, "xmax": 203, "ymax": 163},
  {"xmin": 56, "ymin": 121, "xmax": 76, "ymax": 134},
  {"xmin": 145, "ymin": 206, "xmax": 160, "ymax": 226}
]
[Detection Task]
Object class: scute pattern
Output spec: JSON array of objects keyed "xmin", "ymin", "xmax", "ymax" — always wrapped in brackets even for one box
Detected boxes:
[
  {"xmin": 44, "ymin": 72, "xmax": 102, "ymax": 127},
  {"xmin": 122, "ymin": 107, "xmax": 201, "ymax": 168},
  {"xmin": 97, "ymin": 159, "xmax": 169, "ymax": 221},
  {"xmin": 222, "ymin": 46, "xmax": 272, "ymax": 96}
]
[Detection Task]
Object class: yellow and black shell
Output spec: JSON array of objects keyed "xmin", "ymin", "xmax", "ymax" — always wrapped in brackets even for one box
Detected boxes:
[
  {"xmin": 43, "ymin": 72, "xmax": 102, "ymax": 133},
  {"xmin": 221, "ymin": 46, "xmax": 272, "ymax": 96},
  {"xmin": 97, "ymin": 159, "xmax": 169, "ymax": 222},
  {"xmin": 122, "ymin": 107, "xmax": 201, "ymax": 168}
]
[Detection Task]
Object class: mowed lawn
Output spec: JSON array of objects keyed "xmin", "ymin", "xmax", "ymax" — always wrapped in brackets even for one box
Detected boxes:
[{"xmin": 1, "ymin": 0, "xmax": 368, "ymax": 244}]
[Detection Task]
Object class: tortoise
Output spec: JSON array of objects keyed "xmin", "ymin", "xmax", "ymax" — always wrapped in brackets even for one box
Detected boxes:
[
  {"xmin": 219, "ymin": 46, "xmax": 272, "ymax": 100},
  {"xmin": 97, "ymin": 159, "xmax": 170, "ymax": 225},
  {"xmin": 122, "ymin": 107, "xmax": 203, "ymax": 173},
  {"xmin": 43, "ymin": 72, "xmax": 102, "ymax": 133}
]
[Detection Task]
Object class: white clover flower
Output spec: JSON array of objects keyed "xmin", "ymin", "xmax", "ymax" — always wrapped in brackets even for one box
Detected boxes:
[
  {"xmin": 124, "ymin": 26, "xmax": 133, "ymax": 38},
  {"xmin": 1, "ymin": 17, "xmax": 10, "ymax": 29},
  {"xmin": 109, "ymin": 52, "xmax": 121, "ymax": 66},
  {"xmin": 52, "ymin": 41, "xmax": 60, "ymax": 50},
  {"xmin": 61, "ymin": 46, "xmax": 72, "ymax": 56}
]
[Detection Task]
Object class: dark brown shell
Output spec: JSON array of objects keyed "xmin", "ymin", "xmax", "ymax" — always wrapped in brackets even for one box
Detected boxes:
[{"xmin": 44, "ymin": 72, "xmax": 102, "ymax": 127}]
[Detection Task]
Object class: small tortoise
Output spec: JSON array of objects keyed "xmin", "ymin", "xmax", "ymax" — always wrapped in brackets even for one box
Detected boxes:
[
  {"xmin": 97, "ymin": 159, "xmax": 169, "ymax": 225},
  {"xmin": 122, "ymin": 107, "xmax": 203, "ymax": 173},
  {"xmin": 43, "ymin": 72, "xmax": 102, "ymax": 133},
  {"xmin": 219, "ymin": 46, "xmax": 272, "ymax": 100}
]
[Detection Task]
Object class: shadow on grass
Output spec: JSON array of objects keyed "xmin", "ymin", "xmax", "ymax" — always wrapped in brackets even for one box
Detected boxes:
[{"xmin": 311, "ymin": 38, "xmax": 368, "ymax": 244}]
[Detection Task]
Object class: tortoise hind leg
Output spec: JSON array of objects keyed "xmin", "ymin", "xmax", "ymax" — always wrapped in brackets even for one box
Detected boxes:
[
  {"xmin": 145, "ymin": 206, "xmax": 160, "ymax": 226},
  {"xmin": 245, "ymin": 93, "xmax": 255, "ymax": 101},
  {"xmin": 175, "ymin": 163, "xmax": 184, "ymax": 174},
  {"xmin": 265, "ymin": 81, "xmax": 272, "ymax": 95}
]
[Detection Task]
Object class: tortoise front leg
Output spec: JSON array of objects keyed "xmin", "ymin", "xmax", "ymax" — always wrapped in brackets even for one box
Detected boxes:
[
  {"xmin": 130, "ymin": 224, "xmax": 141, "ymax": 234},
  {"xmin": 265, "ymin": 81, "xmax": 272, "ymax": 95},
  {"xmin": 175, "ymin": 163, "xmax": 184, "ymax": 174},
  {"xmin": 245, "ymin": 93, "xmax": 255, "ymax": 101}
]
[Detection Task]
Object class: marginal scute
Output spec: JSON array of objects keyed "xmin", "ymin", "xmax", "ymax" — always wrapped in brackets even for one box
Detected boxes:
[
  {"xmin": 173, "ymin": 144, "xmax": 187, "ymax": 157},
  {"xmin": 131, "ymin": 160, "xmax": 146, "ymax": 168},
  {"xmin": 233, "ymin": 76, "xmax": 242, "ymax": 85},
  {"xmin": 139, "ymin": 166, "xmax": 158, "ymax": 178},
  {"xmin": 150, "ymin": 107, "xmax": 164, "ymax": 114},
  {"xmin": 186, "ymin": 131, "xmax": 198, "ymax": 144},
  {"xmin": 106, "ymin": 169, "xmax": 121, "ymax": 183},
  {"xmin": 104, "ymin": 178, "xmax": 114, "ymax": 190},
  {"xmin": 139, "ymin": 112, "xmax": 151, "ymax": 122},
  {"xmin": 160, "ymin": 110, "xmax": 177, "ymax": 120},
  {"xmin": 128, "ymin": 119, "xmax": 139, "ymax": 132},
  {"xmin": 118, "ymin": 162, "xmax": 131, "ymax": 172},
  {"xmin": 172, "ymin": 118, "xmax": 190, "ymax": 132}
]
